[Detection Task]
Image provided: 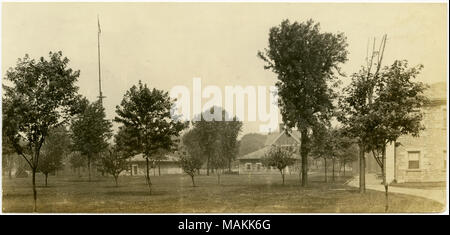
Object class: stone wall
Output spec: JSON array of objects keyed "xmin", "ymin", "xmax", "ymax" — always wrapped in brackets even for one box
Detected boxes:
[{"xmin": 394, "ymin": 102, "xmax": 447, "ymax": 183}]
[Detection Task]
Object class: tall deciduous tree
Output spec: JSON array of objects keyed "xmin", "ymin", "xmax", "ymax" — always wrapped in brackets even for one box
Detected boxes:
[
  {"xmin": 191, "ymin": 107, "xmax": 242, "ymax": 181},
  {"xmin": 328, "ymin": 128, "xmax": 358, "ymax": 182},
  {"xmin": 70, "ymin": 99, "xmax": 112, "ymax": 182},
  {"xmin": 334, "ymin": 131, "xmax": 358, "ymax": 177},
  {"xmin": 69, "ymin": 152, "xmax": 86, "ymax": 177},
  {"xmin": 181, "ymin": 128, "xmax": 206, "ymax": 176},
  {"xmin": 2, "ymin": 51, "xmax": 82, "ymax": 211},
  {"xmin": 191, "ymin": 109, "xmax": 220, "ymax": 176},
  {"xmin": 258, "ymin": 19, "xmax": 348, "ymax": 186},
  {"xmin": 38, "ymin": 126, "xmax": 71, "ymax": 187},
  {"xmin": 114, "ymin": 81, "xmax": 187, "ymax": 194},
  {"xmin": 338, "ymin": 35, "xmax": 387, "ymax": 193},
  {"xmin": 221, "ymin": 118, "xmax": 243, "ymax": 173},
  {"xmin": 310, "ymin": 124, "xmax": 334, "ymax": 182}
]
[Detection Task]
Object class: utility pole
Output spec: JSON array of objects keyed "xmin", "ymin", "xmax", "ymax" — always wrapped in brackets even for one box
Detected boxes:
[{"xmin": 97, "ymin": 15, "xmax": 106, "ymax": 106}]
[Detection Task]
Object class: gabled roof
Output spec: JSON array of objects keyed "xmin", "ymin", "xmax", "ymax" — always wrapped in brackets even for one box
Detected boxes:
[
  {"xmin": 237, "ymin": 146, "xmax": 271, "ymax": 160},
  {"xmin": 129, "ymin": 153, "xmax": 179, "ymax": 162},
  {"xmin": 239, "ymin": 128, "xmax": 301, "ymax": 160},
  {"xmin": 237, "ymin": 145, "xmax": 301, "ymax": 160},
  {"xmin": 264, "ymin": 132, "xmax": 281, "ymax": 146},
  {"xmin": 264, "ymin": 129, "xmax": 301, "ymax": 146}
]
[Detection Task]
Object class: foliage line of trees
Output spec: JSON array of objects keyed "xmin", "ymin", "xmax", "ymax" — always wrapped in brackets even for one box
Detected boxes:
[{"xmin": 2, "ymin": 19, "xmax": 429, "ymax": 213}]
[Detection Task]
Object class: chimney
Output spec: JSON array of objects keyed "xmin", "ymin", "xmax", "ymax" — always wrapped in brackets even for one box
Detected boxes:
[{"xmin": 279, "ymin": 123, "xmax": 285, "ymax": 133}]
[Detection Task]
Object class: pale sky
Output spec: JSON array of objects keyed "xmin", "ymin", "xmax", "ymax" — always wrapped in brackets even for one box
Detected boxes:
[{"xmin": 2, "ymin": 2, "xmax": 447, "ymax": 135}]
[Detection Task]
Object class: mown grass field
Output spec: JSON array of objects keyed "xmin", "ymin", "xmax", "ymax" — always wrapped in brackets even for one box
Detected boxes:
[{"xmin": 2, "ymin": 173, "xmax": 445, "ymax": 213}]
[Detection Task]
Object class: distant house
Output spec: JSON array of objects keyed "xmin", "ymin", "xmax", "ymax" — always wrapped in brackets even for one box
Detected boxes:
[
  {"xmin": 128, "ymin": 153, "xmax": 182, "ymax": 176},
  {"xmin": 237, "ymin": 124, "xmax": 301, "ymax": 174},
  {"xmin": 353, "ymin": 82, "xmax": 447, "ymax": 183}
]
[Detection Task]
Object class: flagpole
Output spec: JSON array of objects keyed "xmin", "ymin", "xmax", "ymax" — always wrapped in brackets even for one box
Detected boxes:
[{"xmin": 97, "ymin": 15, "xmax": 105, "ymax": 107}]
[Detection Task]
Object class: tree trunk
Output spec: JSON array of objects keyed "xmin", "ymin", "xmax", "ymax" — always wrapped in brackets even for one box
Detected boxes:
[
  {"xmin": 217, "ymin": 169, "xmax": 221, "ymax": 185},
  {"xmin": 8, "ymin": 168, "xmax": 12, "ymax": 179},
  {"xmin": 87, "ymin": 156, "xmax": 91, "ymax": 182},
  {"xmin": 343, "ymin": 161, "xmax": 346, "ymax": 177},
  {"xmin": 382, "ymin": 144, "xmax": 389, "ymax": 212},
  {"xmin": 146, "ymin": 157, "xmax": 152, "ymax": 194},
  {"xmin": 359, "ymin": 143, "xmax": 366, "ymax": 193},
  {"xmin": 45, "ymin": 173, "xmax": 48, "ymax": 187},
  {"xmin": 228, "ymin": 159, "xmax": 232, "ymax": 173},
  {"xmin": 300, "ymin": 129, "xmax": 309, "ymax": 187},
  {"xmin": 332, "ymin": 158, "xmax": 335, "ymax": 182},
  {"xmin": 324, "ymin": 157, "xmax": 327, "ymax": 182},
  {"xmin": 191, "ymin": 175, "xmax": 196, "ymax": 187},
  {"xmin": 280, "ymin": 170, "xmax": 285, "ymax": 185},
  {"xmin": 129, "ymin": 159, "xmax": 133, "ymax": 176},
  {"xmin": 158, "ymin": 163, "xmax": 161, "ymax": 176},
  {"xmin": 206, "ymin": 155, "xmax": 210, "ymax": 176},
  {"xmin": 114, "ymin": 176, "xmax": 118, "ymax": 187},
  {"xmin": 32, "ymin": 168, "xmax": 37, "ymax": 212}
]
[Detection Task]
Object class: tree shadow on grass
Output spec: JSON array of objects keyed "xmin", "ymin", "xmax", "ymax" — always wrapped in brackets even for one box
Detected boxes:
[
  {"xmin": 102, "ymin": 185, "xmax": 122, "ymax": 189},
  {"xmin": 2, "ymin": 193, "xmax": 32, "ymax": 198},
  {"xmin": 104, "ymin": 190, "xmax": 168, "ymax": 197},
  {"xmin": 36, "ymin": 185, "xmax": 58, "ymax": 189},
  {"xmin": 65, "ymin": 179, "xmax": 108, "ymax": 183}
]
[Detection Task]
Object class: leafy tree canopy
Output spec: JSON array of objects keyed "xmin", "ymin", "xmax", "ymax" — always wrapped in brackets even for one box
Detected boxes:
[
  {"xmin": 38, "ymin": 125, "xmax": 70, "ymax": 175},
  {"xmin": 70, "ymin": 99, "xmax": 112, "ymax": 158},
  {"xmin": 114, "ymin": 81, "xmax": 187, "ymax": 159},
  {"xmin": 258, "ymin": 19, "xmax": 348, "ymax": 130},
  {"xmin": 2, "ymin": 51, "xmax": 82, "ymax": 168}
]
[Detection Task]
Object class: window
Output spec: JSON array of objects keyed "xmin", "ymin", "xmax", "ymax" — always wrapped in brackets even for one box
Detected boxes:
[
  {"xmin": 256, "ymin": 163, "xmax": 261, "ymax": 171},
  {"xmin": 408, "ymin": 151, "xmax": 420, "ymax": 169},
  {"xmin": 246, "ymin": 163, "xmax": 251, "ymax": 170},
  {"xmin": 133, "ymin": 165, "xmax": 138, "ymax": 175}
]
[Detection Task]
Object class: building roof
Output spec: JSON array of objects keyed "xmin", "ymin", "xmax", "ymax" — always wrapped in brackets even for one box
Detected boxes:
[
  {"xmin": 239, "ymin": 128, "xmax": 301, "ymax": 160},
  {"xmin": 263, "ymin": 130, "xmax": 301, "ymax": 146},
  {"xmin": 237, "ymin": 145, "xmax": 301, "ymax": 160},
  {"xmin": 237, "ymin": 146, "xmax": 271, "ymax": 160},
  {"xmin": 425, "ymin": 82, "xmax": 446, "ymax": 101},
  {"xmin": 129, "ymin": 153, "xmax": 179, "ymax": 162}
]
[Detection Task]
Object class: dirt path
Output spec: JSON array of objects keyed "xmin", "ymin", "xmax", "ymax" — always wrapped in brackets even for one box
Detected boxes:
[{"xmin": 346, "ymin": 174, "xmax": 447, "ymax": 206}]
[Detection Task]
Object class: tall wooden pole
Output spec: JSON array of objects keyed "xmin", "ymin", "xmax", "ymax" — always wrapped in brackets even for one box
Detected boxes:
[{"xmin": 97, "ymin": 15, "xmax": 105, "ymax": 106}]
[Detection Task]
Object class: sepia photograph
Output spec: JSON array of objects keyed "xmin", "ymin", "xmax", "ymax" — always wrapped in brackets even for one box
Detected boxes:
[{"xmin": 0, "ymin": 0, "xmax": 448, "ymax": 216}]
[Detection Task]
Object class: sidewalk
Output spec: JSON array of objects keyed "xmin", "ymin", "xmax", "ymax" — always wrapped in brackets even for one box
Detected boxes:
[{"xmin": 346, "ymin": 174, "xmax": 447, "ymax": 206}]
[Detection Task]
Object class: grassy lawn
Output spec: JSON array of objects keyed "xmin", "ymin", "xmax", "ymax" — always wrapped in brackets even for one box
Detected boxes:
[{"xmin": 2, "ymin": 173, "xmax": 445, "ymax": 213}]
